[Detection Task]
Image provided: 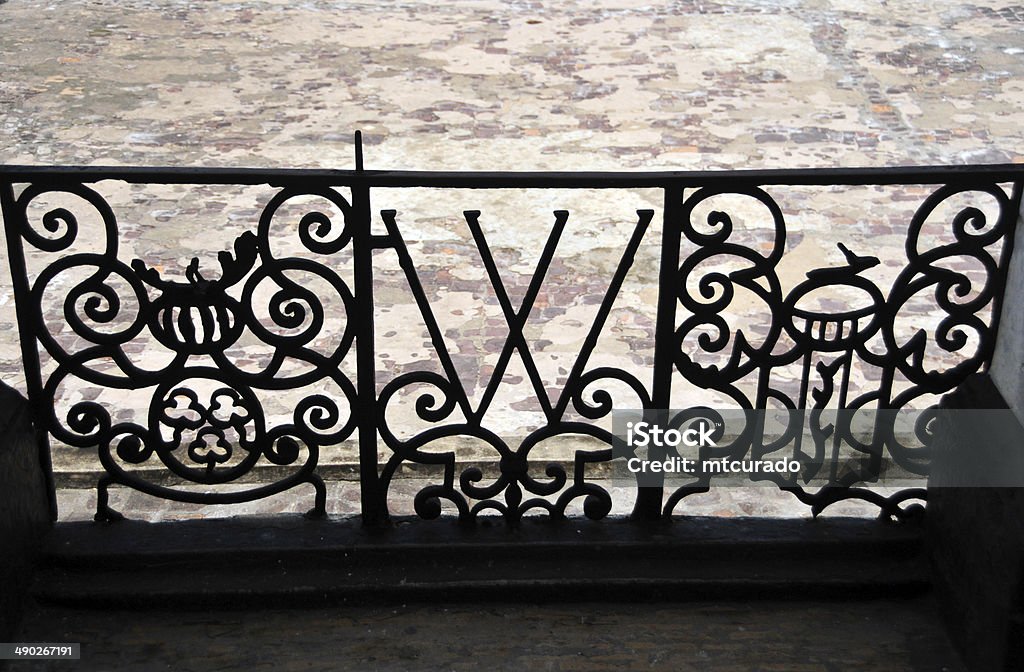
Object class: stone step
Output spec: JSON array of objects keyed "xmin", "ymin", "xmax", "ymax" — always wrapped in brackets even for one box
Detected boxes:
[{"xmin": 31, "ymin": 516, "xmax": 929, "ymax": 608}]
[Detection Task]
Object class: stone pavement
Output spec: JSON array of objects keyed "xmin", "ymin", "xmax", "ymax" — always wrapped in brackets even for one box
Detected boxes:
[
  {"xmin": 2, "ymin": 0, "xmax": 1021, "ymax": 172},
  {"xmin": 10, "ymin": 597, "xmax": 964, "ymax": 671},
  {"xmin": 1, "ymin": 0, "xmax": 1022, "ymax": 522}
]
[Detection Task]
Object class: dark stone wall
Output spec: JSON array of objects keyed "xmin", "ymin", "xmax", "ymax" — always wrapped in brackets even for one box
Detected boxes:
[
  {"xmin": 928, "ymin": 374, "xmax": 1024, "ymax": 672},
  {"xmin": 0, "ymin": 382, "xmax": 51, "ymax": 640}
]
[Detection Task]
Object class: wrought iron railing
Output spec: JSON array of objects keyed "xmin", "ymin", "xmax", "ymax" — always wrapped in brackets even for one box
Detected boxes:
[{"xmin": 2, "ymin": 137, "xmax": 1020, "ymax": 524}]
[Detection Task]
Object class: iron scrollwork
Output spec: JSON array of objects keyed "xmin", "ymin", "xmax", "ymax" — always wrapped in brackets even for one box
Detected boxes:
[
  {"xmin": 6, "ymin": 182, "xmax": 359, "ymax": 520},
  {"xmin": 666, "ymin": 182, "xmax": 1017, "ymax": 519},
  {"xmin": 375, "ymin": 207, "xmax": 654, "ymax": 524},
  {"xmin": 0, "ymin": 156, "xmax": 1020, "ymax": 524}
]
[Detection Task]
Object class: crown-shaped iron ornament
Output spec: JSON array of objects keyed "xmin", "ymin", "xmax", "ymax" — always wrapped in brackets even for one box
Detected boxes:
[{"xmin": 130, "ymin": 231, "xmax": 258, "ymax": 353}]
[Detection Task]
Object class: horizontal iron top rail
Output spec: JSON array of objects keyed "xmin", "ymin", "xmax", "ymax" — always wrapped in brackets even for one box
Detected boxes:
[{"xmin": 2, "ymin": 163, "xmax": 1024, "ymax": 188}]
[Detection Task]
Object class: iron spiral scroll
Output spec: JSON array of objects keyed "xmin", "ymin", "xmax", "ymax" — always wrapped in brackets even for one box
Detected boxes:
[{"xmin": 0, "ymin": 152, "xmax": 1019, "ymax": 524}]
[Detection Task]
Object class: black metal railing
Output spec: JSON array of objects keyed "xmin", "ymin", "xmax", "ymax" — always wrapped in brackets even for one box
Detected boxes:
[{"xmin": 2, "ymin": 136, "xmax": 1020, "ymax": 524}]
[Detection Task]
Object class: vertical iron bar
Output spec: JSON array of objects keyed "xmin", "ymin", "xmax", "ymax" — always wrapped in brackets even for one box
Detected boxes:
[
  {"xmin": 351, "ymin": 134, "xmax": 387, "ymax": 526},
  {"xmin": 1, "ymin": 181, "xmax": 58, "ymax": 521},
  {"xmin": 354, "ymin": 130, "xmax": 365, "ymax": 173},
  {"xmin": 633, "ymin": 183, "xmax": 683, "ymax": 520}
]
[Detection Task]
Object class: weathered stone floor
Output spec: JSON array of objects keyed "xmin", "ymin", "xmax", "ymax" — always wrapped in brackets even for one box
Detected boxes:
[
  {"xmin": 11, "ymin": 598, "xmax": 965, "ymax": 671},
  {"xmin": 2, "ymin": 0, "xmax": 1022, "ymax": 171}
]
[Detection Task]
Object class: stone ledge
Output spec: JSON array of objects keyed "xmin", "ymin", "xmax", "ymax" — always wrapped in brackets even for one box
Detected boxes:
[{"xmin": 33, "ymin": 515, "xmax": 928, "ymax": 609}]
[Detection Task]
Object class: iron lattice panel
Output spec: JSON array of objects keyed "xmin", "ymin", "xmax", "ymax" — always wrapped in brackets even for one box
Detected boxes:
[{"xmin": 1, "ymin": 153, "xmax": 1020, "ymax": 523}]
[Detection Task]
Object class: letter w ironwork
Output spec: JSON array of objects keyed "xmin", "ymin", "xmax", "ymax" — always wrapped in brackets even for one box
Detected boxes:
[{"xmin": 381, "ymin": 208, "xmax": 654, "ymax": 429}]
